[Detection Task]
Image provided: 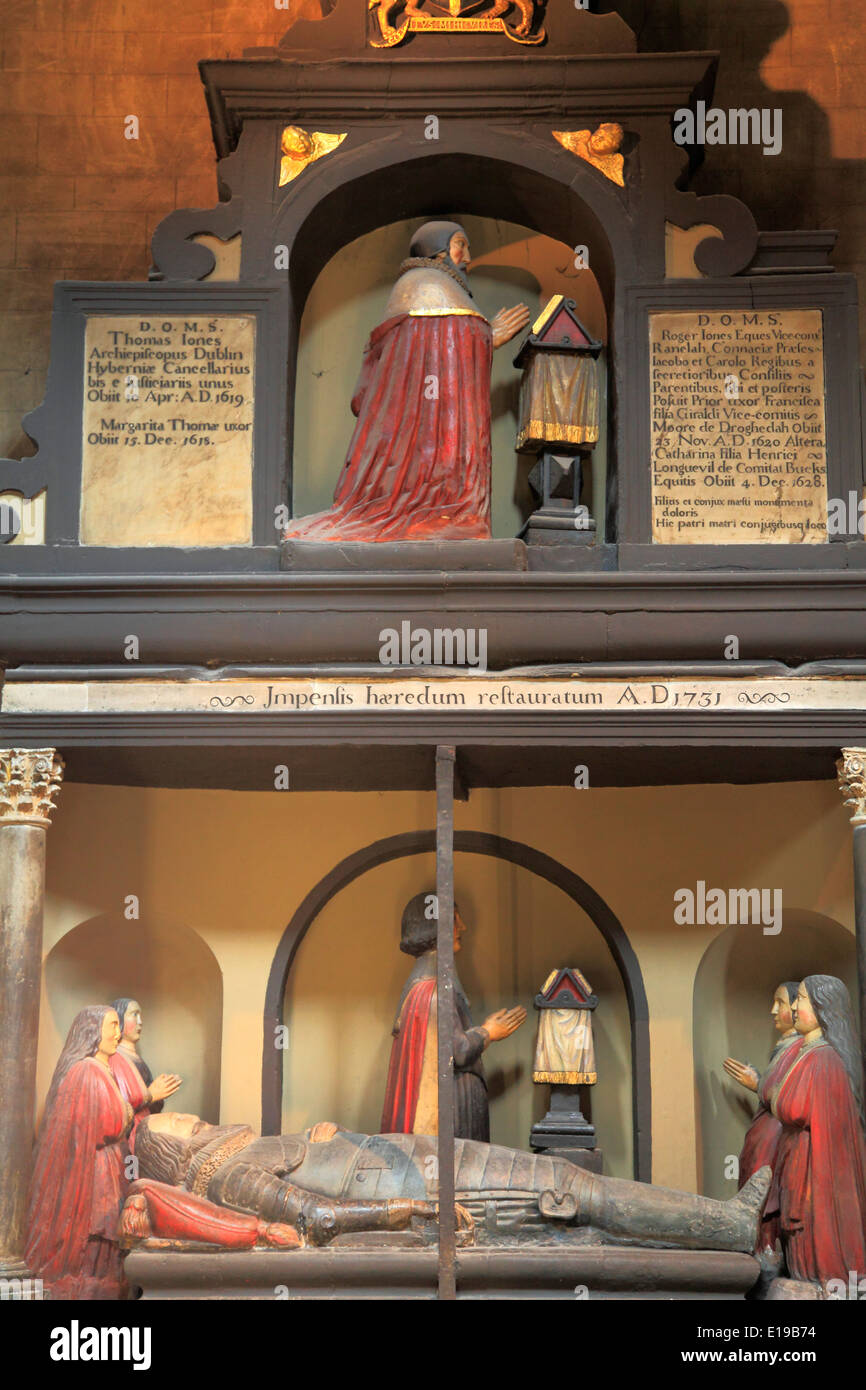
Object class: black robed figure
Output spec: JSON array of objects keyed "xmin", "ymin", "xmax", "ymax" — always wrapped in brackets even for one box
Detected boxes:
[{"xmin": 380, "ymin": 893, "xmax": 525, "ymax": 1139}]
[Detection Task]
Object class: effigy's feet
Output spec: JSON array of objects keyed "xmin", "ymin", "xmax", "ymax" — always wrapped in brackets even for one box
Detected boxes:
[
  {"xmin": 734, "ymin": 1165, "xmax": 772, "ymax": 1219},
  {"xmin": 728, "ymin": 1165, "xmax": 772, "ymax": 1248}
]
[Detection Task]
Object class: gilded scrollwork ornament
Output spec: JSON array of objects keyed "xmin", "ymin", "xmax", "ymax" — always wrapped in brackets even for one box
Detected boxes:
[{"xmin": 369, "ymin": 0, "xmax": 544, "ymax": 48}]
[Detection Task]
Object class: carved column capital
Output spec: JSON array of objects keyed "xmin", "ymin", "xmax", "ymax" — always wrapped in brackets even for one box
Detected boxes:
[
  {"xmin": 0, "ymin": 749, "xmax": 64, "ymax": 828},
  {"xmin": 837, "ymin": 748, "xmax": 866, "ymax": 825}
]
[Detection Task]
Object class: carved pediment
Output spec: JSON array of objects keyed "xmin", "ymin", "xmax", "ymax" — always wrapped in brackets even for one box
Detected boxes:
[{"xmin": 369, "ymin": 0, "xmax": 546, "ymax": 48}]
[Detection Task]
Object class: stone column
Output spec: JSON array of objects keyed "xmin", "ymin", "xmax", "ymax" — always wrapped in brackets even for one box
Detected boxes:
[
  {"xmin": 0, "ymin": 749, "xmax": 64, "ymax": 1281},
  {"xmin": 835, "ymin": 748, "xmax": 866, "ymax": 1081}
]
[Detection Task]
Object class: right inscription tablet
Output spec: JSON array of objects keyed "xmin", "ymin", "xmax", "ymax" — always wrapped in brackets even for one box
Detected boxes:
[{"xmin": 649, "ymin": 308, "xmax": 827, "ymax": 544}]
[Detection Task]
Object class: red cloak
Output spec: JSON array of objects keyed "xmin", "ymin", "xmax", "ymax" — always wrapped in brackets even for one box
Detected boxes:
[
  {"xmin": 766, "ymin": 1039, "xmax": 866, "ymax": 1285},
  {"xmin": 285, "ymin": 313, "xmax": 493, "ymax": 542},
  {"xmin": 738, "ymin": 1036, "xmax": 803, "ymax": 1253},
  {"xmin": 739, "ymin": 1041, "xmax": 801, "ymax": 1185},
  {"xmin": 25, "ymin": 1057, "xmax": 132, "ymax": 1299},
  {"xmin": 381, "ymin": 977, "xmax": 436, "ymax": 1133},
  {"xmin": 110, "ymin": 1048, "xmax": 154, "ymax": 1144}
]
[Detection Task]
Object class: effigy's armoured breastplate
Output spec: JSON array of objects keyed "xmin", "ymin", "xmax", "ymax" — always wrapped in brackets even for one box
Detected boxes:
[
  {"xmin": 286, "ymin": 1132, "xmax": 431, "ymax": 1202},
  {"xmin": 286, "ymin": 1130, "xmax": 587, "ymax": 1221}
]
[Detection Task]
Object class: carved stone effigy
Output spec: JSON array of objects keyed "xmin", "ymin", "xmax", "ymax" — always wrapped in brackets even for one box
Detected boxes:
[
  {"xmin": 122, "ymin": 1115, "xmax": 768, "ymax": 1292},
  {"xmin": 123, "ymin": 1112, "xmax": 770, "ymax": 1255}
]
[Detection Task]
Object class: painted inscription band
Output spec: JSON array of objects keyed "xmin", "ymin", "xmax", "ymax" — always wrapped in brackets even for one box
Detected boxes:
[{"xmin": 3, "ymin": 677, "xmax": 865, "ymax": 716}]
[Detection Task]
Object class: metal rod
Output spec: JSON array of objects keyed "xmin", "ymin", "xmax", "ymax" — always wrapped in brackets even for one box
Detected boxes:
[{"xmin": 435, "ymin": 744, "xmax": 457, "ymax": 1301}]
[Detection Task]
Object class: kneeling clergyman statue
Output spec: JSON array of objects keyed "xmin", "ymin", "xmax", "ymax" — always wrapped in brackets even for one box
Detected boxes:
[{"xmin": 283, "ymin": 221, "xmax": 529, "ymax": 542}]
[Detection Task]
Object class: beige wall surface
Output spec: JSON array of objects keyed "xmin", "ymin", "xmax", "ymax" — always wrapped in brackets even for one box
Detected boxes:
[{"xmin": 36, "ymin": 775, "xmax": 854, "ymax": 1194}]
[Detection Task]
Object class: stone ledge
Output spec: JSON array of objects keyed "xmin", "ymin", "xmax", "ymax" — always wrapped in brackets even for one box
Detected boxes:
[
  {"xmin": 125, "ymin": 1244, "xmax": 759, "ymax": 1300},
  {"xmin": 280, "ymin": 539, "xmax": 528, "ymax": 573}
]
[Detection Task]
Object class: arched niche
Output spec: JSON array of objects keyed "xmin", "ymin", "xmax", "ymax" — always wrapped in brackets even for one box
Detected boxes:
[
  {"xmin": 294, "ymin": 214, "xmax": 610, "ymax": 539},
  {"xmin": 262, "ymin": 140, "xmax": 630, "ymax": 532},
  {"xmin": 263, "ymin": 831, "xmax": 650, "ymax": 1179},
  {"xmin": 277, "ymin": 145, "xmax": 624, "ymax": 315},
  {"xmin": 692, "ymin": 910, "xmax": 857, "ymax": 1199},
  {"xmin": 39, "ymin": 914, "xmax": 224, "ymax": 1125}
]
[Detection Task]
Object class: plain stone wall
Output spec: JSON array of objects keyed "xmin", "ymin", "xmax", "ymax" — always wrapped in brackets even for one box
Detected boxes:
[{"xmin": 0, "ymin": 0, "xmax": 327, "ymax": 459}]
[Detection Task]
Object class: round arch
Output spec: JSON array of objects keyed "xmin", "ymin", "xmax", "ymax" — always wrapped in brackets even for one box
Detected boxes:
[
  {"xmin": 263, "ymin": 830, "xmax": 651, "ymax": 1180},
  {"xmin": 261, "ymin": 135, "xmax": 635, "ymax": 527},
  {"xmin": 692, "ymin": 909, "xmax": 857, "ymax": 1199},
  {"xmin": 274, "ymin": 139, "xmax": 633, "ymax": 311},
  {"xmin": 40, "ymin": 913, "xmax": 224, "ymax": 1126}
]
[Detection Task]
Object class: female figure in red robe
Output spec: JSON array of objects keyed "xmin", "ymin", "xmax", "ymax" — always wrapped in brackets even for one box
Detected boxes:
[
  {"xmin": 765, "ymin": 974, "xmax": 866, "ymax": 1289},
  {"xmin": 284, "ymin": 221, "xmax": 529, "ymax": 543},
  {"xmin": 109, "ymin": 996, "xmax": 182, "ymax": 1140},
  {"xmin": 724, "ymin": 981, "xmax": 801, "ymax": 1255},
  {"xmin": 25, "ymin": 1005, "xmax": 133, "ymax": 1300}
]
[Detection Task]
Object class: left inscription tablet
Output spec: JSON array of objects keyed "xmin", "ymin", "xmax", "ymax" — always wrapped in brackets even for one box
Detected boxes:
[{"xmin": 80, "ymin": 315, "xmax": 255, "ymax": 547}]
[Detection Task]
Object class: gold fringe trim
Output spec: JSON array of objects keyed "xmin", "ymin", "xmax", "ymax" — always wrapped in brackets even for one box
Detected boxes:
[
  {"xmin": 517, "ymin": 421, "xmax": 599, "ymax": 450},
  {"xmin": 408, "ymin": 309, "xmax": 488, "ymax": 320},
  {"xmin": 532, "ymin": 1070, "xmax": 597, "ymax": 1085},
  {"xmin": 188, "ymin": 1129, "xmax": 256, "ymax": 1196}
]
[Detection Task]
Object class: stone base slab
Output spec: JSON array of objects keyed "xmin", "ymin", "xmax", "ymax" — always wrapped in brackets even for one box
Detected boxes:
[
  {"xmin": 280, "ymin": 539, "xmax": 528, "ymax": 572},
  {"xmin": 125, "ymin": 1244, "xmax": 759, "ymax": 1300}
]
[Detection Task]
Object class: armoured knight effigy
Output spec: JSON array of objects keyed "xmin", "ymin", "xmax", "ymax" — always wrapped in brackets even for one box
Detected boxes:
[{"xmin": 121, "ymin": 1111, "xmax": 771, "ymax": 1253}]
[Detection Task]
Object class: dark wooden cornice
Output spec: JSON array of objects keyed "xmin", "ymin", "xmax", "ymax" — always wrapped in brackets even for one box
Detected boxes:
[
  {"xmin": 199, "ymin": 51, "xmax": 719, "ymax": 158},
  {"xmin": 1, "ymin": 568, "xmax": 866, "ymax": 667}
]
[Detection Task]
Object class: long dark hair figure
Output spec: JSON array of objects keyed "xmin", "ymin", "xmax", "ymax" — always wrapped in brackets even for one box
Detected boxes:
[
  {"xmin": 802, "ymin": 974, "xmax": 864, "ymax": 1124},
  {"xmin": 41, "ymin": 1004, "xmax": 116, "ymax": 1129},
  {"xmin": 27, "ymin": 1003, "xmax": 132, "ymax": 1299}
]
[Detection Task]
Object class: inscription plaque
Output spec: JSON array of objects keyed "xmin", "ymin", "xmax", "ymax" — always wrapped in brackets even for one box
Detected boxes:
[
  {"xmin": 4, "ymin": 675, "xmax": 865, "ymax": 717},
  {"xmin": 649, "ymin": 309, "xmax": 827, "ymax": 544},
  {"xmin": 80, "ymin": 314, "xmax": 255, "ymax": 546}
]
